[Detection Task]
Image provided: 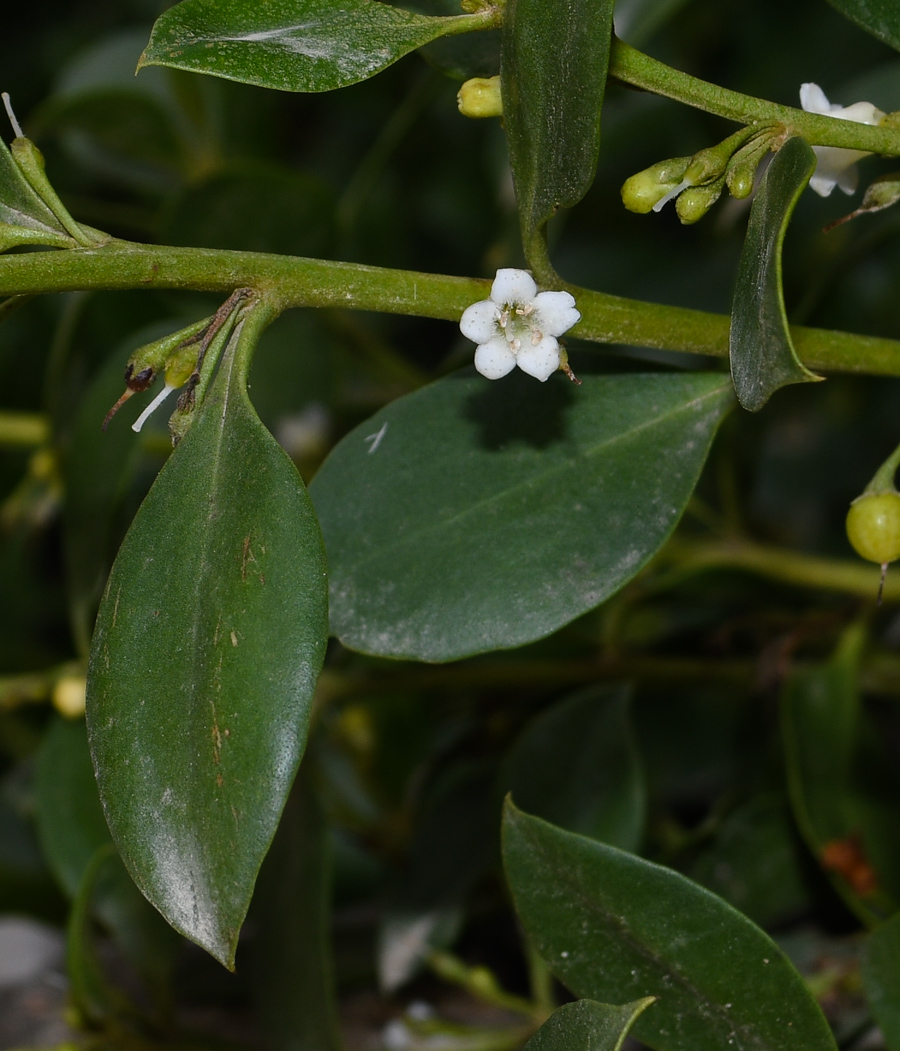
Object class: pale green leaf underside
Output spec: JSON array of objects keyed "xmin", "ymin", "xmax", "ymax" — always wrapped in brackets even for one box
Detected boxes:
[
  {"xmin": 139, "ymin": 0, "xmax": 465, "ymax": 92},
  {"xmin": 523, "ymin": 998, "xmax": 657, "ymax": 1051},
  {"xmin": 730, "ymin": 136, "xmax": 821, "ymax": 411}
]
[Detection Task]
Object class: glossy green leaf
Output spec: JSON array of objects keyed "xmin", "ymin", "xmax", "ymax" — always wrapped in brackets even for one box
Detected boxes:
[
  {"xmin": 86, "ymin": 306, "xmax": 329, "ymax": 968},
  {"xmin": 825, "ymin": 0, "xmax": 900, "ymax": 51},
  {"xmin": 730, "ymin": 136, "xmax": 821, "ymax": 412},
  {"xmin": 862, "ymin": 912, "xmax": 900, "ymax": 1050},
  {"xmin": 501, "ymin": 684, "xmax": 645, "ymax": 851},
  {"xmin": 251, "ymin": 763, "xmax": 341, "ymax": 1051},
  {"xmin": 140, "ymin": 0, "xmax": 470, "ymax": 93},
  {"xmin": 311, "ymin": 370, "xmax": 733, "ymax": 662},
  {"xmin": 501, "ymin": 0, "xmax": 615, "ymax": 260},
  {"xmin": 502, "ymin": 801, "xmax": 838, "ymax": 1051},
  {"xmin": 523, "ymin": 997, "xmax": 657, "ymax": 1051},
  {"xmin": 0, "ymin": 134, "xmax": 74, "ymax": 249}
]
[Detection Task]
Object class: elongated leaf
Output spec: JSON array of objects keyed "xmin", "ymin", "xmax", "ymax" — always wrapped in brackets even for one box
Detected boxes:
[
  {"xmin": 501, "ymin": 684, "xmax": 645, "ymax": 851},
  {"xmin": 35, "ymin": 717, "xmax": 181, "ymax": 1002},
  {"xmin": 36, "ymin": 718, "xmax": 114, "ymax": 897},
  {"xmin": 523, "ymin": 997, "xmax": 657, "ymax": 1051},
  {"xmin": 251, "ymin": 763, "xmax": 341, "ymax": 1051},
  {"xmin": 86, "ymin": 308, "xmax": 329, "ymax": 968},
  {"xmin": 502, "ymin": 801, "xmax": 838, "ymax": 1051},
  {"xmin": 140, "ymin": 0, "xmax": 469, "ymax": 93},
  {"xmin": 311, "ymin": 370, "xmax": 733, "ymax": 662},
  {"xmin": 730, "ymin": 136, "xmax": 821, "ymax": 411},
  {"xmin": 501, "ymin": 0, "xmax": 615, "ymax": 259},
  {"xmin": 689, "ymin": 793, "xmax": 812, "ymax": 928},
  {"xmin": 782, "ymin": 623, "xmax": 897, "ymax": 921},
  {"xmin": 0, "ymin": 134, "xmax": 73, "ymax": 248},
  {"xmin": 862, "ymin": 913, "xmax": 900, "ymax": 1050},
  {"xmin": 825, "ymin": 0, "xmax": 900, "ymax": 51}
]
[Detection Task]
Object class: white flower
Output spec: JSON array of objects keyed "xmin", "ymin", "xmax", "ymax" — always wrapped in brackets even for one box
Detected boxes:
[
  {"xmin": 459, "ymin": 269, "xmax": 580, "ymax": 381},
  {"xmin": 800, "ymin": 83, "xmax": 885, "ymax": 197}
]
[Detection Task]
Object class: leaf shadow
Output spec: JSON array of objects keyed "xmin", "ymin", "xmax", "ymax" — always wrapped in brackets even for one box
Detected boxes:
[{"xmin": 460, "ymin": 368, "xmax": 576, "ymax": 451}]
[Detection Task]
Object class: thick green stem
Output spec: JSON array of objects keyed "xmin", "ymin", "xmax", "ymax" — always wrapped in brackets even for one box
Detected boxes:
[
  {"xmin": 1, "ymin": 241, "xmax": 900, "ymax": 376},
  {"xmin": 609, "ymin": 38, "xmax": 900, "ymax": 155}
]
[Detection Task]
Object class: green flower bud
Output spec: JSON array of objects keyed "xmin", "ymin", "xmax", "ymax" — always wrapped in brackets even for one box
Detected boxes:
[
  {"xmin": 726, "ymin": 164, "xmax": 756, "ymax": 200},
  {"xmin": 457, "ymin": 77, "xmax": 503, "ymax": 119},
  {"xmin": 621, "ymin": 156, "xmax": 691, "ymax": 214},
  {"xmin": 675, "ymin": 180, "xmax": 724, "ymax": 225}
]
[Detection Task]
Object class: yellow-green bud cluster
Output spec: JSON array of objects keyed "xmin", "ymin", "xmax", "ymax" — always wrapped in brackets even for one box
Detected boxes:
[{"xmin": 622, "ymin": 125, "xmax": 781, "ymax": 224}]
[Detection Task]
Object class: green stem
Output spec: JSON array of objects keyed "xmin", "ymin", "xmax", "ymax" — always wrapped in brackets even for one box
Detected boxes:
[
  {"xmin": 2, "ymin": 241, "xmax": 900, "ymax": 376},
  {"xmin": 663, "ymin": 536, "xmax": 900, "ymax": 601},
  {"xmin": 609, "ymin": 38, "xmax": 900, "ymax": 155}
]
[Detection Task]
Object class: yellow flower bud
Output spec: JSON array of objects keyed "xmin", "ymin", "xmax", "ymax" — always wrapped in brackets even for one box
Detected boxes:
[
  {"xmin": 457, "ymin": 77, "xmax": 503, "ymax": 119},
  {"xmin": 621, "ymin": 157, "xmax": 691, "ymax": 214}
]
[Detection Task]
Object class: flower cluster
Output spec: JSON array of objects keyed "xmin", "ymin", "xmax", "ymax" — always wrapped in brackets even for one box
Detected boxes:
[
  {"xmin": 459, "ymin": 269, "xmax": 580, "ymax": 382},
  {"xmin": 800, "ymin": 82, "xmax": 885, "ymax": 197}
]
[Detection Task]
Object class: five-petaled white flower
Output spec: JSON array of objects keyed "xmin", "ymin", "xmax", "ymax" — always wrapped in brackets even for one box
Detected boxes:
[
  {"xmin": 800, "ymin": 83, "xmax": 885, "ymax": 197},
  {"xmin": 459, "ymin": 268, "xmax": 580, "ymax": 381}
]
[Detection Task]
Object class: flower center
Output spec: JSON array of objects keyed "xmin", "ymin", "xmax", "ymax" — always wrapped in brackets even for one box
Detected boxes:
[{"xmin": 498, "ymin": 300, "xmax": 541, "ymax": 351}]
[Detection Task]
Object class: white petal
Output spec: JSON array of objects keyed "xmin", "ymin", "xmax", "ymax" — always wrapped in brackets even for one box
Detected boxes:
[
  {"xmin": 460, "ymin": 299, "xmax": 500, "ymax": 343},
  {"xmin": 516, "ymin": 336, "xmax": 560, "ymax": 382},
  {"xmin": 490, "ymin": 268, "xmax": 536, "ymax": 306},
  {"xmin": 533, "ymin": 291, "xmax": 580, "ymax": 337},
  {"xmin": 800, "ymin": 83, "xmax": 834, "ymax": 115},
  {"xmin": 474, "ymin": 338, "xmax": 518, "ymax": 379},
  {"xmin": 836, "ymin": 163, "xmax": 859, "ymax": 195},
  {"xmin": 837, "ymin": 100, "xmax": 884, "ymax": 126},
  {"xmin": 809, "ymin": 145, "xmax": 868, "ymax": 196}
]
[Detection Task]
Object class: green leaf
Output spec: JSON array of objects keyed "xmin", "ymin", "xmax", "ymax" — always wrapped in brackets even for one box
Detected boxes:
[
  {"xmin": 67, "ymin": 845, "xmax": 135, "ymax": 1026},
  {"xmin": 139, "ymin": 0, "xmax": 471, "ymax": 93},
  {"xmin": 689, "ymin": 793, "xmax": 812, "ymax": 928},
  {"xmin": 502, "ymin": 801, "xmax": 838, "ymax": 1051},
  {"xmin": 501, "ymin": 684, "xmax": 645, "ymax": 851},
  {"xmin": 36, "ymin": 718, "xmax": 181, "ymax": 1004},
  {"xmin": 862, "ymin": 912, "xmax": 900, "ymax": 1050},
  {"xmin": 825, "ymin": 0, "xmax": 900, "ymax": 51},
  {"xmin": 729, "ymin": 136, "xmax": 822, "ymax": 412},
  {"xmin": 781, "ymin": 622, "xmax": 896, "ymax": 921},
  {"xmin": 36, "ymin": 717, "xmax": 113, "ymax": 898},
  {"xmin": 250, "ymin": 763, "xmax": 341, "ymax": 1051},
  {"xmin": 311, "ymin": 370, "xmax": 733, "ymax": 662},
  {"xmin": 0, "ymin": 134, "xmax": 74, "ymax": 249},
  {"xmin": 86, "ymin": 305, "xmax": 329, "ymax": 969},
  {"xmin": 523, "ymin": 997, "xmax": 657, "ymax": 1051},
  {"xmin": 501, "ymin": 0, "xmax": 615, "ymax": 263}
]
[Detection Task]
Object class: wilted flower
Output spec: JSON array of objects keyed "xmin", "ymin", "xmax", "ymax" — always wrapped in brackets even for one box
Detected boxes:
[
  {"xmin": 800, "ymin": 82, "xmax": 885, "ymax": 197},
  {"xmin": 459, "ymin": 269, "xmax": 580, "ymax": 381}
]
